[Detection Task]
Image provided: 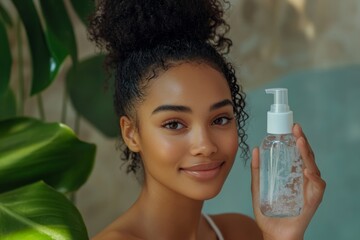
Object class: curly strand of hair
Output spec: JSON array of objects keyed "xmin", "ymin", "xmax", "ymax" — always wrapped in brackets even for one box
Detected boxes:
[
  {"xmin": 207, "ymin": 0, "xmax": 232, "ymax": 54},
  {"xmin": 226, "ymin": 62, "xmax": 250, "ymax": 161}
]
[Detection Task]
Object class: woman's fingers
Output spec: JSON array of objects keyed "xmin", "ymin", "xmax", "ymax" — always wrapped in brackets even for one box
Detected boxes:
[
  {"xmin": 297, "ymin": 137, "xmax": 321, "ymax": 176},
  {"xmin": 293, "ymin": 124, "xmax": 326, "ymax": 218},
  {"xmin": 251, "ymin": 147, "xmax": 261, "ymax": 217},
  {"xmin": 293, "ymin": 124, "xmax": 320, "ymax": 177},
  {"xmin": 304, "ymin": 169, "xmax": 327, "ymax": 197},
  {"xmin": 302, "ymin": 168, "xmax": 327, "ymax": 218},
  {"xmin": 293, "ymin": 124, "xmax": 314, "ymax": 156}
]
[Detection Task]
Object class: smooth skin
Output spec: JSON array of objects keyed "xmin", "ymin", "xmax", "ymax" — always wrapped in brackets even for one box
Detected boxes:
[{"xmin": 92, "ymin": 63, "xmax": 325, "ymax": 240}]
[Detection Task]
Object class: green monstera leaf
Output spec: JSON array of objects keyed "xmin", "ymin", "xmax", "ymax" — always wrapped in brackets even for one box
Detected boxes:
[
  {"xmin": 12, "ymin": 0, "xmax": 55, "ymax": 95},
  {"xmin": 66, "ymin": 55, "xmax": 118, "ymax": 138},
  {"xmin": 0, "ymin": 117, "xmax": 96, "ymax": 194},
  {"xmin": 0, "ymin": 181, "xmax": 89, "ymax": 240},
  {"xmin": 40, "ymin": 0, "xmax": 78, "ymax": 66}
]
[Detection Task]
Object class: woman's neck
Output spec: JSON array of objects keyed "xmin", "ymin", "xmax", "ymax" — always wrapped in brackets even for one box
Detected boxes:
[{"xmin": 129, "ymin": 179, "xmax": 207, "ymax": 240}]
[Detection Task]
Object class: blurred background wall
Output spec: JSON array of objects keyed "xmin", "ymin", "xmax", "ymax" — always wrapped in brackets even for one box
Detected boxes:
[
  {"xmin": 204, "ymin": 1, "xmax": 360, "ymax": 239},
  {"xmin": 5, "ymin": 0, "xmax": 360, "ymax": 239}
]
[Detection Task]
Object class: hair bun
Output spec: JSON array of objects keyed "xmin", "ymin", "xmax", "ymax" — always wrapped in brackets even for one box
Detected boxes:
[{"xmin": 89, "ymin": 0, "xmax": 231, "ymax": 65}]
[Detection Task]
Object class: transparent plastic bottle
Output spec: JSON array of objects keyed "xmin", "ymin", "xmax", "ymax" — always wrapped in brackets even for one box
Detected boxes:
[{"xmin": 259, "ymin": 88, "xmax": 303, "ymax": 217}]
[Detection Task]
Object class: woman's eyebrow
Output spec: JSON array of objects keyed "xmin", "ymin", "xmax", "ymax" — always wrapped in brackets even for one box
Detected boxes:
[
  {"xmin": 209, "ymin": 99, "xmax": 233, "ymax": 111},
  {"xmin": 152, "ymin": 105, "xmax": 192, "ymax": 115},
  {"xmin": 151, "ymin": 99, "xmax": 233, "ymax": 115}
]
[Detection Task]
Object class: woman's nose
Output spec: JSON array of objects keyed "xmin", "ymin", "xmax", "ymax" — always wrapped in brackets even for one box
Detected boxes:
[{"xmin": 189, "ymin": 127, "xmax": 218, "ymax": 157}]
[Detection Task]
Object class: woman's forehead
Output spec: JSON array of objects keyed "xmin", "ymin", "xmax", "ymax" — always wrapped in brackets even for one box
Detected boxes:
[
  {"xmin": 138, "ymin": 62, "xmax": 232, "ymax": 113},
  {"xmin": 150, "ymin": 62, "xmax": 226, "ymax": 91}
]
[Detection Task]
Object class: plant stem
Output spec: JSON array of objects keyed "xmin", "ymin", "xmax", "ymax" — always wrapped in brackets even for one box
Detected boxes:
[
  {"xmin": 37, "ymin": 94, "xmax": 45, "ymax": 121},
  {"xmin": 75, "ymin": 113, "xmax": 80, "ymax": 135},
  {"xmin": 17, "ymin": 17, "xmax": 25, "ymax": 115},
  {"xmin": 61, "ymin": 82, "xmax": 68, "ymax": 123}
]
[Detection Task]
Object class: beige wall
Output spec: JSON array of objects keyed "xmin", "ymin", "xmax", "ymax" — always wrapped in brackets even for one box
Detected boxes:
[{"xmin": 226, "ymin": 0, "xmax": 360, "ymax": 89}]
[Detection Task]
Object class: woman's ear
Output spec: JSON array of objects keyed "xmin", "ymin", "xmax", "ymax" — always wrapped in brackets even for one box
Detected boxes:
[{"xmin": 120, "ymin": 116, "xmax": 140, "ymax": 152}]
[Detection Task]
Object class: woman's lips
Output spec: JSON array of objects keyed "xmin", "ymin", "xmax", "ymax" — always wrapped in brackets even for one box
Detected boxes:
[{"xmin": 180, "ymin": 161, "xmax": 224, "ymax": 180}]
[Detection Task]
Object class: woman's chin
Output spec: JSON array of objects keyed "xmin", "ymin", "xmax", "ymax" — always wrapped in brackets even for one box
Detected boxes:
[{"xmin": 185, "ymin": 184, "xmax": 225, "ymax": 201}]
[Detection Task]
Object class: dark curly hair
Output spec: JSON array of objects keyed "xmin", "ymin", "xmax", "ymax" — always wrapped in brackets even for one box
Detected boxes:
[{"xmin": 88, "ymin": 0, "xmax": 249, "ymax": 175}]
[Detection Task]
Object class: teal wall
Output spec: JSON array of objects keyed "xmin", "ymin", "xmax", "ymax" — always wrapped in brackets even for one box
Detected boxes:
[{"xmin": 204, "ymin": 65, "xmax": 360, "ymax": 239}]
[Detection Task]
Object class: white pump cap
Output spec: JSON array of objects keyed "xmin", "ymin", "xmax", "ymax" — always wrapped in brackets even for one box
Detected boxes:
[{"xmin": 265, "ymin": 88, "xmax": 293, "ymax": 134}]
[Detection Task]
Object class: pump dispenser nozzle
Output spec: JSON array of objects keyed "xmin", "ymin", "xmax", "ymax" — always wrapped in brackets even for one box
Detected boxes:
[{"xmin": 265, "ymin": 88, "xmax": 293, "ymax": 134}]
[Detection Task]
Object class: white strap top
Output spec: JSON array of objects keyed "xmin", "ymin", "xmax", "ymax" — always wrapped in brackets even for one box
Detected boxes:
[{"xmin": 203, "ymin": 214, "xmax": 224, "ymax": 240}]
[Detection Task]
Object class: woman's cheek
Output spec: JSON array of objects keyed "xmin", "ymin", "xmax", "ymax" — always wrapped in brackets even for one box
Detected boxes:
[
  {"xmin": 221, "ymin": 129, "xmax": 239, "ymax": 159},
  {"xmin": 149, "ymin": 134, "xmax": 188, "ymax": 163}
]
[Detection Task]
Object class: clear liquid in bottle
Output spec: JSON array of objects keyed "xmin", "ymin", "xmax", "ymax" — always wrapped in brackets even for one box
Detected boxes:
[{"xmin": 260, "ymin": 133, "xmax": 303, "ymax": 217}]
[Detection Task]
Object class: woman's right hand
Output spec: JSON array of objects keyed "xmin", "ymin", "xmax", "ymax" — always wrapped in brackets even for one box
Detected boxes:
[{"xmin": 250, "ymin": 124, "xmax": 326, "ymax": 240}]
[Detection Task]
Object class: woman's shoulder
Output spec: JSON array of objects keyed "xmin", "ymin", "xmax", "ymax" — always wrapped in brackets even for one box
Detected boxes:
[
  {"xmin": 91, "ymin": 218, "xmax": 141, "ymax": 240},
  {"xmin": 92, "ymin": 230, "xmax": 141, "ymax": 240},
  {"xmin": 209, "ymin": 213, "xmax": 263, "ymax": 240}
]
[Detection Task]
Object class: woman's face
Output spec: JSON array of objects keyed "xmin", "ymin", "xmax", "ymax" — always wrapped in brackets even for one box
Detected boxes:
[{"xmin": 127, "ymin": 62, "xmax": 239, "ymax": 200}]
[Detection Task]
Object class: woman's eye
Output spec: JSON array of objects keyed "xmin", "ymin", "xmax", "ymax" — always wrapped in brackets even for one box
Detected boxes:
[
  {"xmin": 212, "ymin": 116, "xmax": 232, "ymax": 126},
  {"xmin": 163, "ymin": 121, "xmax": 185, "ymax": 130}
]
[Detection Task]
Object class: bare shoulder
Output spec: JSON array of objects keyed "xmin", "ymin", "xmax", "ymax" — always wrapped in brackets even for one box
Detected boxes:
[
  {"xmin": 91, "ymin": 218, "xmax": 142, "ymax": 240},
  {"xmin": 210, "ymin": 213, "xmax": 263, "ymax": 240},
  {"xmin": 92, "ymin": 230, "xmax": 141, "ymax": 240}
]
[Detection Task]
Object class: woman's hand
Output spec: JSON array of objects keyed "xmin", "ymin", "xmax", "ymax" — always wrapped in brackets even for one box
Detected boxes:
[{"xmin": 251, "ymin": 124, "xmax": 326, "ymax": 240}]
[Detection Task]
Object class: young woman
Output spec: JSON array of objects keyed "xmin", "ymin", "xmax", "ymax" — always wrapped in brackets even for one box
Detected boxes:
[{"xmin": 88, "ymin": 0, "xmax": 326, "ymax": 239}]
